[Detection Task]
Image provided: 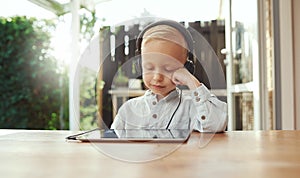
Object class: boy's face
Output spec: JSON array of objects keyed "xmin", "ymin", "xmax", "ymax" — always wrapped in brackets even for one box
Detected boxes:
[{"xmin": 141, "ymin": 40, "xmax": 187, "ymax": 98}]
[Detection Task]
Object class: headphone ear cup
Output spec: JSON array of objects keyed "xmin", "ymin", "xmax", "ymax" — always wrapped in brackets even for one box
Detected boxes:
[
  {"xmin": 184, "ymin": 59, "xmax": 195, "ymax": 75},
  {"xmin": 134, "ymin": 56, "xmax": 142, "ymax": 76}
]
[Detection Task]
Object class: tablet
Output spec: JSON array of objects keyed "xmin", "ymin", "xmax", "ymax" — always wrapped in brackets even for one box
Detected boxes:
[{"xmin": 66, "ymin": 128, "xmax": 191, "ymax": 143}]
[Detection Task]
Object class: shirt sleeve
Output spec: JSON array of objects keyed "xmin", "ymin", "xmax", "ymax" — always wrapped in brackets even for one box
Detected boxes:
[
  {"xmin": 190, "ymin": 84, "xmax": 228, "ymax": 132},
  {"xmin": 110, "ymin": 106, "xmax": 126, "ymax": 130}
]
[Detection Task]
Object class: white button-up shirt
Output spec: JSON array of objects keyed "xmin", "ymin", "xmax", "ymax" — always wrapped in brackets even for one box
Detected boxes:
[{"xmin": 111, "ymin": 85, "xmax": 228, "ymax": 132}]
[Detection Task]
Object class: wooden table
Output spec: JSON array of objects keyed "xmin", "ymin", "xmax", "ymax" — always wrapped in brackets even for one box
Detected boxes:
[{"xmin": 0, "ymin": 129, "xmax": 300, "ymax": 178}]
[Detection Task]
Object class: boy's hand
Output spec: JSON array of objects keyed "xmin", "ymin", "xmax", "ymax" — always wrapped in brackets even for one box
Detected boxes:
[{"xmin": 171, "ymin": 68, "xmax": 201, "ymax": 90}]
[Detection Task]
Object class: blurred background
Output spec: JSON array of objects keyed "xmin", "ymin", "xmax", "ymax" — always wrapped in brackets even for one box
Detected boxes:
[{"xmin": 0, "ymin": 0, "xmax": 299, "ymax": 131}]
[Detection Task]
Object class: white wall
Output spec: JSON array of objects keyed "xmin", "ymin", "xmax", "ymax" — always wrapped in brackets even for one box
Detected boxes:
[
  {"xmin": 279, "ymin": 0, "xmax": 295, "ymax": 129},
  {"xmin": 293, "ymin": 0, "xmax": 300, "ymax": 130}
]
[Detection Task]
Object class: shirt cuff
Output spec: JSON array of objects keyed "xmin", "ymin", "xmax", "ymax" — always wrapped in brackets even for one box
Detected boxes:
[{"xmin": 191, "ymin": 84, "xmax": 211, "ymax": 104}]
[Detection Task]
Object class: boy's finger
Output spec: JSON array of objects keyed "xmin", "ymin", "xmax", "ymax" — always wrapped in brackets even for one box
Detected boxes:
[{"xmin": 172, "ymin": 76, "xmax": 182, "ymax": 85}]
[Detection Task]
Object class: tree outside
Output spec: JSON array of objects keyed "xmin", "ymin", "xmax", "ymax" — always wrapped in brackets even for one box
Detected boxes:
[{"xmin": 0, "ymin": 16, "xmax": 69, "ymax": 129}]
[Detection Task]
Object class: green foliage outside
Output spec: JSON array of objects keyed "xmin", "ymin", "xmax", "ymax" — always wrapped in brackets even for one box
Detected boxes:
[
  {"xmin": 79, "ymin": 67, "xmax": 98, "ymax": 130},
  {"xmin": 78, "ymin": 10, "xmax": 102, "ymax": 130},
  {"xmin": 0, "ymin": 16, "xmax": 69, "ymax": 129},
  {"xmin": 0, "ymin": 10, "xmax": 102, "ymax": 130}
]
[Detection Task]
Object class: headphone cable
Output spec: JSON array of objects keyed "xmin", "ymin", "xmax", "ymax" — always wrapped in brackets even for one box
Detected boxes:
[{"xmin": 166, "ymin": 89, "xmax": 182, "ymax": 129}]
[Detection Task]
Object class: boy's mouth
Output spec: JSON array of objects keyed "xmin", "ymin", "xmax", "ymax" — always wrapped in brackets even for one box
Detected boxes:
[{"xmin": 151, "ymin": 84, "xmax": 165, "ymax": 90}]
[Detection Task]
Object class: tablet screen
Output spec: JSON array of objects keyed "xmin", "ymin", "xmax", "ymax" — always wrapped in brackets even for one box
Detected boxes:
[{"xmin": 67, "ymin": 129, "xmax": 191, "ymax": 143}]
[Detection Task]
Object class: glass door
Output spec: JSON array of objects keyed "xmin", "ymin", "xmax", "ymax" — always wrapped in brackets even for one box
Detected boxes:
[{"xmin": 224, "ymin": 0, "xmax": 261, "ymax": 130}]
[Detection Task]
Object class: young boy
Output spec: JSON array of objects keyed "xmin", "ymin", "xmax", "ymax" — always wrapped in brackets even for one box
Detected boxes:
[{"xmin": 111, "ymin": 20, "xmax": 227, "ymax": 132}]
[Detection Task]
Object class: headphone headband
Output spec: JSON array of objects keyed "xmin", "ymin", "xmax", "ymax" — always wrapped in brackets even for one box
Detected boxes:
[{"xmin": 135, "ymin": 20, "xmax": 195, "ymax": 60}]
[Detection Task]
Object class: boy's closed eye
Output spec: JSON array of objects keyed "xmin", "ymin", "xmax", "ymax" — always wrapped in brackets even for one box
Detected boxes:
[
  {"xmin": 143, "ymin": 64, "xmax": 154, "ymax": 71},
  {"xmin": 143, "ymin": 66, "xmax": 179, "ymax": 74},
  {"xmin": 164, "ymin": 66, "xmax": 178, "ymax": 73}
]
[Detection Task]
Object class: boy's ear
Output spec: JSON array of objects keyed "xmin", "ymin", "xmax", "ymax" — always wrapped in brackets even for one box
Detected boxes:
[{"xmin": 133, "ymin": 56, "xmax": 142, "ymax": 77}]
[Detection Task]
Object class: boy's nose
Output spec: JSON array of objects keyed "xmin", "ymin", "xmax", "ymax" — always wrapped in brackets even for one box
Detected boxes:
[{"xmin": 153, "ymin": 71, "xmax": 164, "ymax": 81}]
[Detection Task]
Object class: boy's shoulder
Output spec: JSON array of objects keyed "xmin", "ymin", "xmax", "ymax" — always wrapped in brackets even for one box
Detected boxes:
[
  {"xmin": 118, "ymin": 94, "xmax": 147, "ymax": 113},
  {"xmin": 123, "ymin": 93, "xmax": 146, "ymax": 106}
]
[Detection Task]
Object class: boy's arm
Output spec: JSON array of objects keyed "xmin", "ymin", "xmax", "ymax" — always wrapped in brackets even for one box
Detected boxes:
[
  {"xmin": 189, "ymin": 85, "xmax": 228, "ymax": 132},
  {"xmin": 110, "ymin": 110, "xmax": 126, "ymax": 129},
  {"xmin": 172, "ymin": 68, "xmax": 228, "ymax": 132}
]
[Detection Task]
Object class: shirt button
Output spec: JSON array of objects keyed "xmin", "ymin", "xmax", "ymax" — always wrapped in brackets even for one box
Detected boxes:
[
  {"xmin": 196, "ymin": 97, "xmax": 201, "ymax": 102},
  {"xmin": 201, "ymin": 115, "xmax": 206, "ymax": 120},
  {"xmin": 152, "ymin": 101, "xmax": 157, "ymax": 105},
  {"xmin": 152, "ymin": 114, "xmax": 157, "ymax": 119},
  {"xmin": 194, "ymin": 91, "xmax": 198, "ymax": 96}
]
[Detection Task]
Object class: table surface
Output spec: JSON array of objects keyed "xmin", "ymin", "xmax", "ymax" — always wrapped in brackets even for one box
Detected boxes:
[{"xmin": 0, "ymin": 129, "xmax": 300, "ymax": 178}]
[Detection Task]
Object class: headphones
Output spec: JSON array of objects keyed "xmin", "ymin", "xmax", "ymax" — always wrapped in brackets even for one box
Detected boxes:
[{"xmin": 135, "ymin": 20, "xmax": 196, "ymax": 75}]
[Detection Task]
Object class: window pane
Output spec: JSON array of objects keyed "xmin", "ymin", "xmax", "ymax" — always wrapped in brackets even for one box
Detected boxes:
[{"xmin": 234, "ymin": 92, "xmax": 254, "ymax": 130}]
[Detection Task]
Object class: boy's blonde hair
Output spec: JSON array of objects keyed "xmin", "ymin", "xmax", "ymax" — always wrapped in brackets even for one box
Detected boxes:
[{"xmin": 141, "ymin": 25, "xmax": 188, "ymax": 54}]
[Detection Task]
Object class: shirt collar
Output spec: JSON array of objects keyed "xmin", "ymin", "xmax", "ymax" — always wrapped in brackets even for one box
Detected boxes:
[{"xmin": 144, "ymin": 88, "xmax": 180, "ymax": 102}]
